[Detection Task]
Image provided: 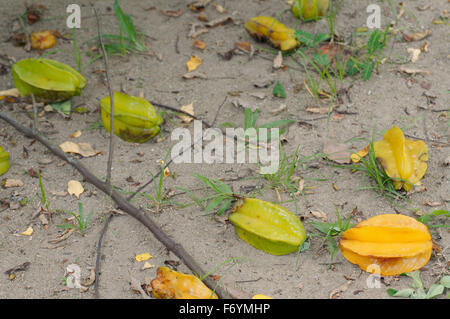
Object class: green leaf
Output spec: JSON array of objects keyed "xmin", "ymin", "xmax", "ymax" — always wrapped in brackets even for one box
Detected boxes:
[
  {"xmin": 345, "ymin": 59, "xmax": 363, "ymax": 76},
  {"xmin": 216, "ymin": 198, "xmax": 233, "ymax": 216},
  {"xmin": 294, "ymin": 30, "xmax": 315, "ymax": 47},
  {"xmin": 361, "ymin": 60, "xmax": 375, "ymax": 81},
  {"xmin": 407, "ymin": 271, "xmax": 423, "ymax": 289},
  {"xmin": 313, "ymin": 53, "xmax": 330, "ymax": 67},
  {"xmin": 314, "ymin": 33, "xmax": 330, "ymax": 45},
  {"xmin": 389, "ymin": 288, "xmax": 414, "ymax": 298},
  {"xmin": 272, "ymin": 81, "xmax": 286, "ymax": 98},
  {"xmin": 426, "ymin": 284, "xmax": 444, "ymax": 299},
  {"xmin": 114, "ymin": 0, "xmax": 137, "ymax": 43},
  {"xmin": 413, "ymin": 288, "xmax": 427, "ymax": 299},
  {"xmin": 204, "ymin": 195, "xmax": 226, "ymax": 214},
  {"xmin": 417, "ymin": 210, "xmax": 450, "ymax": 225},
  {"xmin": 367, "ymin": 29, "xmax": 383, "ymax": 55},
  {"xmin": 440, "ymin": 275, "xmax": 450, "ymax": 288},
  {"xmin": 51, "ymin": 99, "xmax": 71, "ymax": 115}
]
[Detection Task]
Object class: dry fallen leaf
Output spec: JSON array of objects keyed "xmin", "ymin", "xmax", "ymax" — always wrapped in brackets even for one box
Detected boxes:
[
  {"xmin": 48, "ymin": 228, "xmax": 75, "ymax": 244},
  {"xmin": 82, "ymin": 268, "xmax": 96, "ymax": 287},
  {"xmin": 205, "ymin": 16, "xmax": 233, "ymax": 28},
  {"xmin": 69, "ymin": 130, "xmax": 82, "ymax": 138},
  {"xmin": 182, "ymin": 71, "xmax": 208, "ymax": 79},
  {"xmin": 407, "ymin": 47, "xmax": 422, "ymax": 63},
  {"xmin": 423, "ymin": 200, "xmax": 443, "ymax": 207},
  {"xmin": 402, "ymin": 29, "xmax": 432, "ymax": 42},
  {"xmin": 309, "ymin": 211, "xmax": 328, "ymax": 222},
  {"xmin": 270, "ymin": 104, "xmax": 287, "ymax": 115},
  {"xmin": 273, "ymin": 51, "xmax": 283, "ymax": 69},
  {"xmin": 186, "ymin": 56, "xmax": 202, "ymax": 72},
  {"xmin": 21, "ymin": 226, "xmax": 34, "ymax": 236},
  {"xmin": 136, "ymin": 253, "xmax": 153, "ymax": 262},
  {"xmin": 59, "ymin": 141, "xmax": 100, "ymax": 158},
  {"xmin": 67, "ymin": 180, "xmax": 84, "ymax": 198},
  {"xmin": 193, "ymin": 39, "xmax": 206, "ymax": 50},
  {"xmin": 330, "ymin": 280, "xmax": 353, "ymax": 299},
  {"xmin": 350, "ymin": 144, "xmax": 369, "ymax": 163},
  {"xmin": 212, "ymin": 2, "xmax": 226, "ymax": 13},
  {"xmin": 306, "ymin": 106, "xmax": 333, "ymax": 114},
  {"xmin": 30, "ymin": 30, "xmax": 56, "ymax": 50},
  {"xmin": 161, "ymin": 9, "xmax": 183, "ymax": 17},
  {"xmin": 141, "ymin": 262, "xmax": 155, "ymax": 270},
  {"xmin": 398, "ymin": 66, "xmax": 432, "ymax": 75},
  {"xmin": 323, "ymin": 139, "xmax": 351, "ymax": 164},
  {"xmin": 180, "ymin": 102, "xmax": 194, "ymax": 123},
  {"xmin": 3, "ymin": 179, "xmax": 24, "ymax": 188},
  {"xmin": 0, "ymin": 88, "xmax": 20, "ymax": 98}
]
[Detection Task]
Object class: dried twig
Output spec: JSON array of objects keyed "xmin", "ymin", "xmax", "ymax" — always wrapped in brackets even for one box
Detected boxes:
[
  {"xmin": 92, "ymin": 5, "xmax": 115, "ymax": 187},
  {"xmin": 94, "ymin": 213, "xmax": 114, "ymax": 298}
]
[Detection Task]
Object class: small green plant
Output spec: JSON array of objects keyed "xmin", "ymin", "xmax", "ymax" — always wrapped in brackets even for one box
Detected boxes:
[
  {"xmin": 310, "ymin": 206, "xmax": 354, "ymax": 262},
  {"xmin": 345, "ymin": 27, "xmax": 389, "ymax": 81},
  {"xmin": 417, "ymin": 210, "xmax": 450, "ymax": 229},
  {"xmin": 57, "ymin": 202, "xmax": 94, "ymax": 236},
  {"xmin": 188, "ymin": 173, "xmax": 236, "ymax": 216},
  {"xmin": 140, "ymin": 148, "xmax": 173, "ymax": 212},
  {"xmin": 36, "ymin": 170, "xmax": 49, "ymax": 211},
  {"xmin": 387, "ymin": 271, "xmax": 450, "ymax": 299},
  {"xmin": 85, "ymin": 0, "xmax": 147, "ymax": 60}
]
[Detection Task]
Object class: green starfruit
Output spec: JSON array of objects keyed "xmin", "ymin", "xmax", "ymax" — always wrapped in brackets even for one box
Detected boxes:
[
  {"xmin": 292, "ymin": 0, "xmax": 329, "ymax": 21},
  {"xmin": 0, "ymin": 146, "xmax": 10, "ymax": 176},
  {"xmin": 229, "ymin": 198, "xmax": 307, "ymax": 255},
  {"xmin": 100, "ymin": 92, "xmax": 163, "ymax": 143},
  {"xmin": 12, "ymin": 58, "xmax": 85, "ymax": 103}
]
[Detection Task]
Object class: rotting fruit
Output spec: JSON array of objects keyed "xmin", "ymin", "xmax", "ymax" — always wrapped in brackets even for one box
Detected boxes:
[
  {"xmin": 228, "ymin": 198, "xmax": 307, "ymax": 255},
  {"xmin": 292, "ymin": 0, "xmax": 329, "ymax": 21},
  {"xmin": 244, "ymin": 16, "xmax": 299, "ymax": 51},
  {"xmin": 150, "ymin": 267, "xmax": 218, "ymax": 299},
  {"xmin": 340, "ymin": 214, "xmax": 432, "ymax": 276},
  {"xmin": 100, "ymin": 92, "xmax": 163, "ymax": 143},
  {"xmin": 0, "ymin": 146, "xmax": 10, "ymax": 176},
  {"xmin": 12, "ymin": 58, "xmax": 86, "ymax": 103},
  {"xmin": 374, "ymin": 126, "xmax": 428, "ymax": 191}
]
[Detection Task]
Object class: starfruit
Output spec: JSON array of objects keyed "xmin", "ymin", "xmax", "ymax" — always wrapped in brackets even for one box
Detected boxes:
[
  {"xmin": 100, "ymin": 92, "xmax": 163, "ymax": 143},
  {"xmin": 0, "ymin": 146, "xmax": 10, "ymax": 176},
  {"xmin": 228, "ymin": 198, "xmax": 307, "ymax": 255},
  {"xmin": 292, "ymin": 0, "xmax": 329, "ymax": 21},
  {"xmin": 150, "ymin": 267, "xmax": 218, "ymax": 299},
  {"xmin": 340, "ymin": 214, "xmax": 432, "ymax": 276},
  {"xmin": 12, "ymin": 58, "xmax": 86, "ymax": 103},
  {"xmin": 244, "ymin": 16, "xmax": 299, "ymax": 51},
  {"xmin": 374, "ymin": 126, "xmax": 428, "ymax": 191}
]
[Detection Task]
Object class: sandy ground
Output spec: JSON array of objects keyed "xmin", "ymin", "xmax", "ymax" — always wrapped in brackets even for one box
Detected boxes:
[{"xmin": 0, "ymin": 0, "xmax": 448, "ymax": 299}]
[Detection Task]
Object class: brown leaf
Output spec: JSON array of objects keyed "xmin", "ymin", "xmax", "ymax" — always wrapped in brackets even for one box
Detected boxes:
[
  {"xmin": 193, "ymin": 39, "xmax": 206, "ymax": 50},
  {"xmin": 397, "ymin": 66, "xmax": 432, "ymax": 75},
  {"xmin": 306, "ymin": 106, "xmax": 332, "ymax": 114},
  {"xmin": 205, "ymin": 16, "xmax": 233, "ymax": 28},
  {"xmin": 0, "ymin": 88, "xmax": 20, "ymax": 98},
  {"xmin": 309, "ymin": 211, "xmax": 328, "ymax": 222},
  {"xmin": 59, "ymin": 141, "xmax": 101, "ymax": 158},
  {"xmin": 180, "ymin": 102, "xmax": 194, "ymax": 123},
  {"xmin": 82, "ymin": 268, "xmax": 96, "ymax": 287},
  {"xmin": 48, "ymin": 228, "xmax": 75, "ymax": 244},
  {"xmin": 212, "ymin": 2, "xmax": 226, "ymax": 13},
  {"xmin": 423, "ymin": 200, "xmax": 443, "ymax": 207},
  {"xmin": 182, "ymin": 71, "xmax": 208, "ymax": 79},
  {"xmin": 323, "ymin": 139, "xmax": 351, "ymax": 164},
  {"xmin": 67, "ymin": 180, "xmax": 84, "ymax": 198},
  {"xmin": 402, "ymin": 29, "xmax": 432, "ymax": 42},
  {"xmin": 273, "ymin": 51, "xmax": 283, "ymax": 69},
  {"xmin": 329, "ymin": 280, "xmax": 353, "ymax": 299},
  {"xmin": 160, "ymin": 9, "xmax": 183, "ymax": 17},
  {"xmin": 3, "ymin": 179, "xmax": 24, "ymax": 188}
]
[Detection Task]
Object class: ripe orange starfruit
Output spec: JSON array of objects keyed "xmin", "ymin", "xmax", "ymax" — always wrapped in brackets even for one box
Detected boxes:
[
  {"xmin": 374, "ymin": 126, "xmax": 428, "ymax": 191},
  {"xmin": 340, "ymin": 214, "xmax": 432, "ymax": 276},
  {"xmin": 150, "ymin": 267, "xmax": 218, "ymax": 299}
]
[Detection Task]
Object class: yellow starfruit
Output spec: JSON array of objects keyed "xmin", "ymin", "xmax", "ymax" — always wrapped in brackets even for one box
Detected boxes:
[
  {"xmin": 150, "ymin": 267, "xmax": 218, "ymax": 299},
  {"xmin": 244, "ymin": 16, "xmax": 299, "ymax": 51},
  {"xmin": 228, "ymin": 198, "xmax": 307, "ymax": 255},
  {"xmin": 374, "ymin": 126, "xmax": 428, "ymax": 191},
  {"xmin": 292, "ymin": 0, "xmax": 329, "ymax": 21},
  {"xmin": 0, "ymin": 146, "xmax": 10, "ymax": 176},
  {"xmin": 100, "ymin": 92, "xmax": 163, "ymax": 143},
  {"xmin": 12, "ymin": 58, "xmax": 85, "ymax": 103}
]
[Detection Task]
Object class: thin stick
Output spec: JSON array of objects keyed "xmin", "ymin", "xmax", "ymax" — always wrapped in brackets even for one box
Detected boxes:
[
  {"xmin": 0, "ymin": 111, "xmax": 230, "ymax": 299},
  {"xmin": 94, "ymin": 213, "xmax": 114, "ymax": 299},
  {"xmin": 30, "ymin": 93, "xmax": 38, "ymax": 134},
  {"xmin": 92, "ymin": 5, "xmax": 115, "ymax": 187}
]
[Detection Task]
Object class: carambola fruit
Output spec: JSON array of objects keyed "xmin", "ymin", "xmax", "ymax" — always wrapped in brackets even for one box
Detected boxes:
[
  {"xmin": 0, "ymin": 146, "xmax": 10, "ymax": 176},
  {"xmin": 12, "ymin": 58, "xmax": 86, "ymax": 103},
  {"xmin": 100, "ymin": 92, "xmax": 163, "ymax": 143},
  {"xmin": 292, "ymin": 0, "xmax": 329, "ymax": 21},
  {"xmin": 340, "ymin": 214, "xmax": 432, "ymax": 276},
  {"xmin": 150, "ymin": 267, "xmax": 218, "ymax": 299},
  {"xmin": 229, "ymin": 198, "xmax": 307, "ymax": 255},
  {"xmin": 374, "ymin": 126, "xmax": 428, "ymax": 191},
  {"xmin": 244, "ymin": 16, "xmax": 299, "ymax": 51}
]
